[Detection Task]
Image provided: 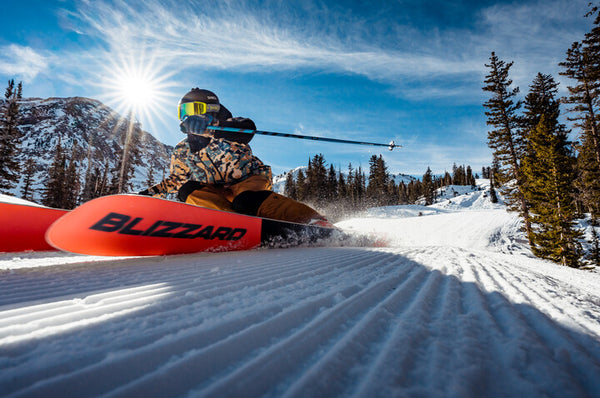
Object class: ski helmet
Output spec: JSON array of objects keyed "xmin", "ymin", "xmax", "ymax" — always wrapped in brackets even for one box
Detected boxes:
[{"xmin": 178, "ymin": 88, "xmax": 221, "ymax": 120}]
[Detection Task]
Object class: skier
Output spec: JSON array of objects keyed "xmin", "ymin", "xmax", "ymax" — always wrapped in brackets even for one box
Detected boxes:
[{"xmin": 139, "ymin": 88, "xmax": 332, "ymax": 227}]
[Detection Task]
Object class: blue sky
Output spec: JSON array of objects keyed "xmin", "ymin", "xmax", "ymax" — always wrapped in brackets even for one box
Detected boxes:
[{"xmin": 0, "ymin": 0, "xmax": 594, "ymax": 177}]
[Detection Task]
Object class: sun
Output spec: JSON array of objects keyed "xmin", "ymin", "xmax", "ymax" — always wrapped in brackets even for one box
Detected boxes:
[
  {"xmin": 108, "ymin": 62, "xmax": 165, "ymax": 116},
  {"xmin": 98, "ymin": 50, "xmax": 178, "ymax": 137},
  {"xmin": 117, "ymin": 73, "xmax": 157, "ymax": 107}
]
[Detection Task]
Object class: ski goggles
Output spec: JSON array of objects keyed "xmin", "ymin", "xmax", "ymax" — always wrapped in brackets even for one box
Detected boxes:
[{"xmin": 178, "ymin": 101, "xmax": 221, "ymax": 120}]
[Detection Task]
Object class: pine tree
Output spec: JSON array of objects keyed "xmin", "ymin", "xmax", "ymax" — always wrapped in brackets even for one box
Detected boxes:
[
  {"xmin": 108, "ymin": 166, "xmax": 121, "ymax": 195},
  {"xmin": 410, "ymin": 180, "xmax": 422, "ymax": 204},
  {"xmin": 367, "ymin": 155, "xmax": 390, "ymax": 206},
  {"xmin": 523, "ymin": 73, "xmax": 561, "ymax": 131},
  {"xmin": 466, "ymin": 165, "xmax": 475, "ymax": 187},
  {"xmin": 42, "ymin": 139, "xmax": 67, "ymax": 208},
  {"xmin": 483, "ymin": 52, "xmax": 533, "ymax": 243},
  {"xmin": 306, "ymin": 154, "xmax": 327, "ymax": 205},
  {"xmin": 98, "ymin": 161, "xmax": 111, "ymax": 197},
  {"xmin": 20, "ymin": 158, "xmax": 37, "ymax": 201},
  {"xmin": 576, "ymin": 135, "xmax": 600, "ymax": 217},
  {"xmin": 520, "ymin": 73, "xmax": 583, "ymax": 267},
  {"xmin": 491, "ymin": 156, "xmax": 501, "ymax": 188},
  {"xmin": 145, "ymin": 162, "xmax": 156, "ymax": 188},
  {"xmin": 81, "ymin": 145, "xmax": 93, "ymax": 203},
  {"xmin": 521, "ymin": 114, "xmax": 582, "ymax": 267},
  {"xmin": 0, "ymin": 79, "xmax": 23, "ymax": 193},
  {"xmin": 589, "ymin": 221, "xmax": 600, "ymax": 267},
  {"xmin": 346, "ymin": 163, "xmax": 355, "ymax": 206},
  {"xmin": 40, "ymin": 140, "xmax": 82, "ymax": 209},
  {"xmin": 489, "ymin": 178, "xmax": 499, "ymax": 204},
  {"xmin": 422, "ymin": 167, "xmax": 435, "ymax": 205},
  {"xmin": 387, "ymin": 179, "xmax": 399, "ymax": 205},
  {"xmin": 81, "ymin": 165, "xmax": 97, "ymax": 203},
  {"xmin": 560, "ymin": 39, "xmax": 600, "ymax": 217},
  {"xmin": 443, "ymin": 171, "xmax": 452, "ymax": 186},
  {"xmin": 580, "ymin": 5, "xmax": 600, "ymax": 167},
  {"xmin": 337, "ymin": 168, "xmax": 347, "ymax": 201},
  {"xmin": 398, "ymin": 182, "xmax": 408, "ymax": 204},
  {"xmin": 284, "ymin": 171, "xmax": 297, "ymax": 200},
  {"xmin": 326, "ymin": 164, "xmax": 338, "ymax": 201},
  {"xmin": 64, "ymin": 145, "xmax": 81, "ymax": 209},
  {"xmin": 82, "ymin": 158, "xmax": 112, "ymax": 203},
  {"xmin": 355, "ymin": 166, "xmax": 366, "ymax": 208},
  {"xmin": 452, "ymin": 163, "xmax": 465, "ymax": 185}
]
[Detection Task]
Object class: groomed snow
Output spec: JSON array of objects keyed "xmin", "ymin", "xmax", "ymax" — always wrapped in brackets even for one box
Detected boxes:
[
  {"xmin": 2, "ymin": 183, "xmax": 600, "ymax": 397},
  {"xmin": 0, "ymin": 193, "xmax": 44, "ymax": 207}
]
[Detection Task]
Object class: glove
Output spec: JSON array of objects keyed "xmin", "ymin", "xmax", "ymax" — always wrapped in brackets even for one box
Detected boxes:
[
  {"xmin": 138, "ymin": 189, "xmax": 153, "ymax": 196},
  {"xmin": 180, "ymin": 115, "xmax": 213, "ymax": 135}
]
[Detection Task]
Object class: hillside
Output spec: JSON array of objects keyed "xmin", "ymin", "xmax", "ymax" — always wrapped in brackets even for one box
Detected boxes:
[
  {"xmin": 4, "ymin": 97, "xmax": 172, "ymax": 201},
  {"xmin": 1, "ymin": 182, "xmax": 600, "ymax": 397}
]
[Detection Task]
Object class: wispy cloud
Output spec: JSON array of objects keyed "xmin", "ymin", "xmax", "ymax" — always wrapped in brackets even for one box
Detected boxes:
[
  {"xmin": 475, "ymin": 0, "xmax": 592, "ymax": 89},
  {"xmin": 58, "ymin": 0, "xmax": 591, "ymax": 102},
  {"xmin": 66, "ymin": 0, "xmax": 482, "ymax": 86},
  {"xmin": 0, "ymin": 45, "xmax": 49, "ymax": 82},
  {"xmin": 5, "ymin": 0, "xmax": 587, "ymax": 108}
]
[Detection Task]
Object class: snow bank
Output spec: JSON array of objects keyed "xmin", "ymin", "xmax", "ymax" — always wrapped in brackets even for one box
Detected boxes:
[
  {"xmin": 0, "ymin": 194, "xmax": 44, "ymax": 207},
  {"xmin": 338, "ymin": 209, "xmax": 528, "ymax": 255},
  {"xmin": 338, "ymin": 183, "xmax": 528, "ymax": 255}
]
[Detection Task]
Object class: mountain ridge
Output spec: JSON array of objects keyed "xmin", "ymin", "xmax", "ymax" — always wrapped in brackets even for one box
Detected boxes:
[{"xmin": 3, "ymin": 96, "xmax": 172, "ymax": 201}]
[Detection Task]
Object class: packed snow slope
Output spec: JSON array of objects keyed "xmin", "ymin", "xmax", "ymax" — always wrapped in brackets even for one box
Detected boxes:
[{"xmin": 2, "ymin": 182, "xmax": 600, "ymax": 397}]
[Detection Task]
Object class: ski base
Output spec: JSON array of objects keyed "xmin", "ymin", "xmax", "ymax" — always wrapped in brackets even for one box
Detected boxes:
[
  {"xmin": 46, "ymin": 195, "xmax": 339, "ymax": 256},
  {"xmin": 0, "ymin": 201, "xmax": 68, "ymax": 253}
]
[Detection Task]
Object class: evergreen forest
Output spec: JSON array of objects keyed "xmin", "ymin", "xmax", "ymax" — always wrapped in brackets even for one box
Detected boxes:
[
  {"xmin": 481, "ymin": 5, "xmax": 600, "ymax": 268},
  {"xmin": 282, "ymin": 154, "xmax": 479, "ymax": 221}
]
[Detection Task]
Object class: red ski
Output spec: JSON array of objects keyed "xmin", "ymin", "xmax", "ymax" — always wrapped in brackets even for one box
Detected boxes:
[
  {"xmin": 0, "ymin": 201, "xmax": 68, "ymax": 252},
  {"xmin": 46, "ymin": 195, "xmax": 337, "ymax": 256}
]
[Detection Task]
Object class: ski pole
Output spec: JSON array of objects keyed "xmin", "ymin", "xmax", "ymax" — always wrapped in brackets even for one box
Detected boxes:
[{"xmin": 207, "ymin": 125, "xmax": 400, "ymax": 151}]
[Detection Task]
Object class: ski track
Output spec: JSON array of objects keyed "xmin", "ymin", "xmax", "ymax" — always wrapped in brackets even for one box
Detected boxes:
[{"xmin": 1, "ymin": 245, "xmax": 600, "ymax": 397}]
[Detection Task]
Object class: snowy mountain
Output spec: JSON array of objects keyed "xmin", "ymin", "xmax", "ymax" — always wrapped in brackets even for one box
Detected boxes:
[
  {"xmin": 6, "ymin": 97, "xmax": 172, "ymax": 200},
  {"xmin": 390, "ymin": 172, "xmax": 418, "ymax": 185},
  {"xmin": 425, "ymin": 180, "xmax": 501, "ymax": 208},
  {"xmin": 272, "ymin": 166, "xmax": 306, "ymax": 193},
  {"xmin": 1, "ymin": 181, "xmax": 600, "ymax": 397}
]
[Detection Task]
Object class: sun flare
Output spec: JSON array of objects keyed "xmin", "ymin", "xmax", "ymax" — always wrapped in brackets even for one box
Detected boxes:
[
  {"xmin": 98, "ymin": 50, "xmax": 178, "ymax": 137},
  {"xmin": 117, "ymin": 73, "xmax": 157, "ymax": 107},
  {"xmin": 107, "ymin": 63, "xmax": 165, "ymax": 116}
]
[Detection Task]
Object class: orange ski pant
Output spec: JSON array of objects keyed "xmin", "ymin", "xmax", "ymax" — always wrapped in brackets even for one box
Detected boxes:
[{"xmin": 185, "ymin": 175, "xmax": 324, "ymax": 224}]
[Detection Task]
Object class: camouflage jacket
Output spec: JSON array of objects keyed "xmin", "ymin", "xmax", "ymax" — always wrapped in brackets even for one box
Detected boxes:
[{"xmin": 145, "ymin": 137, "xmax": 272, "ymax": 198}]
